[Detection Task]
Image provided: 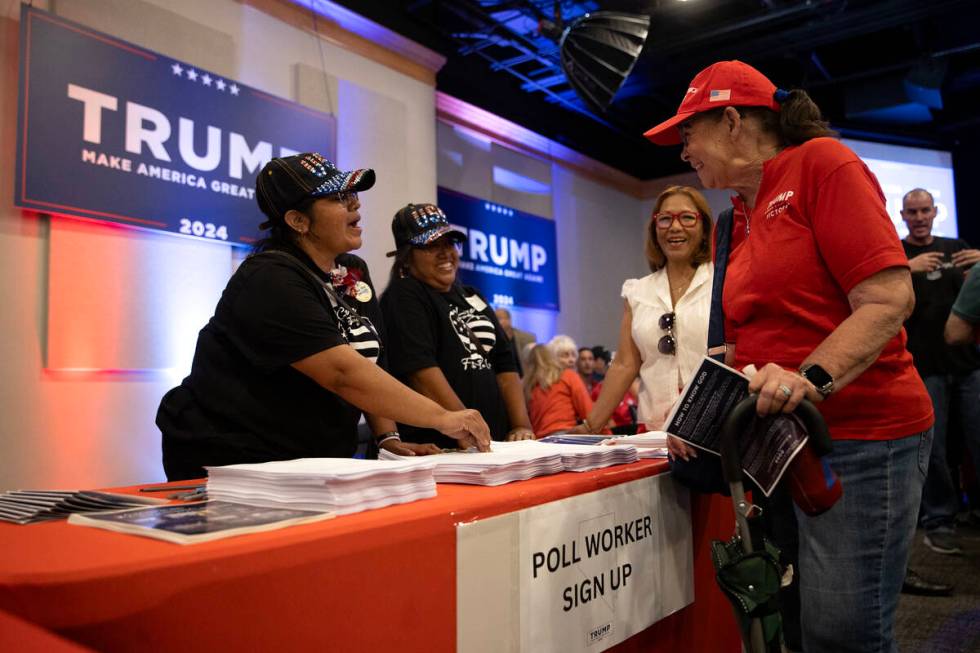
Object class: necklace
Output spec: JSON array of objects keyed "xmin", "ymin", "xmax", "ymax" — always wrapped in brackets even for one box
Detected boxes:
[
  {"xmin": 667, "ymin": 267, "xmax": 696, "ymax": 309},
  {"xmin": 671, "ymin": 279, "xmax": 692, "ymax": 293},
  {"xmin": 668, "ymin": 270, "xmax": 695, "ymax": 295}
]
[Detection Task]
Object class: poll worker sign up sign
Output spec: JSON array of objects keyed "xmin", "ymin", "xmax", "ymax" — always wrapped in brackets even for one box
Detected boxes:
[
  {"xmin": 457, "ymin": 474, "xmax": 693, "ymax": 652},
  {"xmin": 437, "ymin": 187, "xmax": 560, "ymax": 311},
  {"xmin": 15, "ymin": 6, "xmax": 334, "ymax": 246}
]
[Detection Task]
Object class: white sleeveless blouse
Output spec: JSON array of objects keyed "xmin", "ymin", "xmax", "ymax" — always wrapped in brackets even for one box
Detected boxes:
[{"xmin": 621, "ymin": 262, "xmax": 713, "ymax": 429}]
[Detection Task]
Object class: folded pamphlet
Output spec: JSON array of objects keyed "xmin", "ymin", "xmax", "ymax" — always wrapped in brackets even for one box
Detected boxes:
[{"xmin": 663, "ymin": 356, "xmax": 810, "ymax": 495}]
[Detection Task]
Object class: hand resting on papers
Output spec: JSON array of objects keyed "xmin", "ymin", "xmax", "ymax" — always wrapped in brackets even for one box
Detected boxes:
[{"xmin": 435, "ymin": 409, "xmax": 492, "ymax": 452}]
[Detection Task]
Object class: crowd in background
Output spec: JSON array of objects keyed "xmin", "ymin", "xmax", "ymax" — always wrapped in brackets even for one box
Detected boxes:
[{"xmin": 514, "ymin": 335, "xmax": 642, "ymax": 438}]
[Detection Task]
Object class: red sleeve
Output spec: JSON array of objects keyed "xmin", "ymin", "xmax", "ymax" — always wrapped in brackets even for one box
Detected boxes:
[
  {"xmin": 807, "ymin": 147, "xmax": 909, "ymax": 293},
  {"xmin": 564, "ymin": 370, "xmax": 594, "ymax": 421}
]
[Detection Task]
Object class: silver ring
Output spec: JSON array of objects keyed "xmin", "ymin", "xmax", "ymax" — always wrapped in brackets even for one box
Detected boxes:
[{"xmin": 778, "ymin": 384, "xmax": 792, "ymax": 398}]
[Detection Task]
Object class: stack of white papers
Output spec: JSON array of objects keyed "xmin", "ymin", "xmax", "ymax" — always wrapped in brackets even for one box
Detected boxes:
[
  {"xmin": 380, "ymin": 443, "xmax": 565, "ymax": 486},
  {"xmin": 496, "ymin": 439, "xmax": 639, "ymax": 471},
  {"xmin": 607, "ymin": 431, "xmax": 670, "ymax": 459},
  {"xmin": 206, "ymin": 458, "xmax": 436, "ymax": 515},
  {"xmin": 379, "ymin": 439, "xmax": 639, "ymax": 484}
]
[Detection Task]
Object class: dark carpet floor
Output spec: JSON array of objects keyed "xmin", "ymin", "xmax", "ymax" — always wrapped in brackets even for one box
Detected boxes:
[{"xmin": 896, "ymin": 515, "xmax": 980, "ymax": 653}]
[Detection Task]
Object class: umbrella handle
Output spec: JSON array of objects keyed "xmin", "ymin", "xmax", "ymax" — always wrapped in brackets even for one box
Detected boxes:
[{"xmin": 719, "ymin": 394, "xmax": 827, "ymax": 653}]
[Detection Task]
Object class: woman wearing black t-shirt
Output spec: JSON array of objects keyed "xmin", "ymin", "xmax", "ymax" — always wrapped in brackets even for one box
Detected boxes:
[
  {"xmin": 380, "ymin": 203, "xmax": 535, "ymax": 448},
  {"xmin": 157, "ymin": 154, "xmax": 490, "ymax": 480}
]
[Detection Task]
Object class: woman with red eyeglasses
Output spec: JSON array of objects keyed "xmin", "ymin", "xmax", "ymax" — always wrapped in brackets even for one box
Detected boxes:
[{"xmin": 571, "ymin": 186, "xmax": 712, "ymax": 454}]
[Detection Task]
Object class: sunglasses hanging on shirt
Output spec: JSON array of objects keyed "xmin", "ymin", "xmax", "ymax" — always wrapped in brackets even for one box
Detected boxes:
[{"xmin": 658, "ymin": 312, "xmax": 676, "ymax": 356}]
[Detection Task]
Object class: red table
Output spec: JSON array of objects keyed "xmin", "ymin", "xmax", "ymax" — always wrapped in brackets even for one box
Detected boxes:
[{"xmin": 0, "ymin": 460, "xmax": 738, "ymax": 651}]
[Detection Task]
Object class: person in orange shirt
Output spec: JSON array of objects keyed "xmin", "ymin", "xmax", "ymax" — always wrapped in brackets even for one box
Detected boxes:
[{"xmin": 523, "ymin": 345, "xmax": 594, "ymax": 437}]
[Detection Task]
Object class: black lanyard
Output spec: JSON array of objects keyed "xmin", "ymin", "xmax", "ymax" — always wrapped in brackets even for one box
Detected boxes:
[{"xmin": 707, "ymin": 207, "xmax": 734, "ymax": 362}]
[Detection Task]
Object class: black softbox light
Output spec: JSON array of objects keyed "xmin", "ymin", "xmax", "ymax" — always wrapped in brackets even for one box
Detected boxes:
[{"xmin": 559, "ymin": 12, "xmax": 650, "ymax": 114}]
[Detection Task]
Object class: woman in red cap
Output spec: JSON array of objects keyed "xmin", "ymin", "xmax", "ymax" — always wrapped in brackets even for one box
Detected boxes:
[
  {"xmin": 157, "ymin": 154, "xmax": 490, "ymax": 480},
  {"xmin": 645, "ymin": 62, "xmax": 933, "ymax": 652}
]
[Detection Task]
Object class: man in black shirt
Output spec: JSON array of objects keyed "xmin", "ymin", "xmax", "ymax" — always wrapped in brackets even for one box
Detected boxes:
[{"xmin": 901, "ymin": 188, "xmax": 980, "ymax": 556}]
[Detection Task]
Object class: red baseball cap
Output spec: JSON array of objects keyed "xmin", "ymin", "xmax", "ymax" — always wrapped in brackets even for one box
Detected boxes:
[{"xmin": 643, "ymin": 60, "xmax": 780, "ymax": 146}]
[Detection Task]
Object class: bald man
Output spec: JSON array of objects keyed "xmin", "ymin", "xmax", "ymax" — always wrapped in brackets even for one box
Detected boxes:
[{"xmin": 901, "ymin": 188, "xmax": 980, "ymax": 556}]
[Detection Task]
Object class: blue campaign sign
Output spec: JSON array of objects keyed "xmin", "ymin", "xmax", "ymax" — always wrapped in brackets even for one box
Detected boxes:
[
  {"xmin": 14, "ymin": 6, "xmax": 335, "ymax": 246},
  {"xmin": 437, "ymin": 187, "xmax": 560, "ymax": 311}
]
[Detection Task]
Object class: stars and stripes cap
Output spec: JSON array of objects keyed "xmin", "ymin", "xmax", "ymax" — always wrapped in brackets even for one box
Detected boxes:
[
  {"xmin": 256, "ymin": 152, "xmax": 376, "ymax": 229},
  {"xmin": 643, "ymin": 60, "xmax": 781, "ymax": 146},
  {"xmin": 386, "ymin": 203, "xmax": 466, "ymax": 256}
]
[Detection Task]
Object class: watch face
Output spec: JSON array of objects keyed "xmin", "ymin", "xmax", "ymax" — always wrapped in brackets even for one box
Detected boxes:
[{"xmin": 803, "ymin": 364, "xmax": 833, "ymax": 389}]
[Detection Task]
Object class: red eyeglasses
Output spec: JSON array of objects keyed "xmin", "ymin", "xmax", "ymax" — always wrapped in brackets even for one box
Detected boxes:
[{"xmin": 653, "ymin": 211, "xmax": 701, "ymax": 230}]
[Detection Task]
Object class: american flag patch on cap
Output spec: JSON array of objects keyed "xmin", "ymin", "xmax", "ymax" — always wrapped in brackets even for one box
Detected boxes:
[{"xmin": 709, "ymin": 89, "xmax": 731, "ymax": 102}]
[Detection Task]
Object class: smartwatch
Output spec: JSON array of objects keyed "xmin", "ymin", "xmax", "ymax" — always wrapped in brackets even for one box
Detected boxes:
[{"xmin": 799, "ymin": 363, "xmax": 834, "ymax": 398}]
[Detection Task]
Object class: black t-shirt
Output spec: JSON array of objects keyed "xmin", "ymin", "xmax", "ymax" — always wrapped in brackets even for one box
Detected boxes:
[
  {"xmin": 381, "ymin": 277, "xmax": 517, "ymax": 446},
  {"xmin": 156, "ymin": 247, "xmax": 384, "ymax": 480},
  {"xmin": 903, "ymin": 236, "xmax": 980, "ymax": 376}
]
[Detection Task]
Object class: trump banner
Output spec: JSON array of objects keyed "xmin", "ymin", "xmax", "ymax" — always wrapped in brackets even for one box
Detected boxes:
[
  {"xmin": 437, "ymin": 187, "xmax": 560, "ymax": 311},
  {"xmin": 15, "ymin": 5, "xmax": 335, "ymax": 246}
]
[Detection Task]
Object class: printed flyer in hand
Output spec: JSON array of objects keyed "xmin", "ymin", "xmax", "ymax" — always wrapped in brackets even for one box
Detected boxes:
[{"xmin": 664, "ymin": 356, "xmax": 809, "ymax": 495}]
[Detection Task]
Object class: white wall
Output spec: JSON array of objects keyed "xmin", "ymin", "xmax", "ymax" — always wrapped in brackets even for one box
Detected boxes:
[
  {"xmin": 549, "ymin": 166, "xmax": 649, "ymax": 348},
  {"xmin": 0, "ymin": 0, "xmax": 439, "ymax": 489}
]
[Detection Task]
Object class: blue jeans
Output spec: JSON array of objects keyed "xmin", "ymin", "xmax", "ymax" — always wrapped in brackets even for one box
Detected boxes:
[
  {"xmin": 795, "ymin": 430, "xmax": 931, "ymax": 653},
  {"xmin": 921, "ymin": 370, "xmax": 980, "ymax": 532}
]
